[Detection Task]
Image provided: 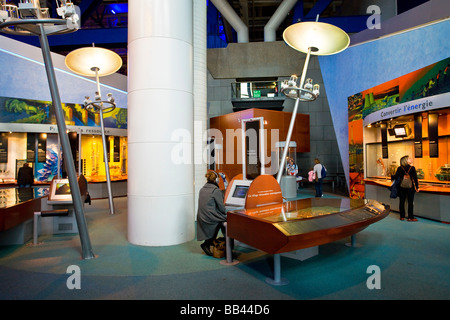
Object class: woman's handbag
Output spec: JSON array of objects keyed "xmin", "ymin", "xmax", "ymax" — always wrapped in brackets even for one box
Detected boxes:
[{"xmin": 212, "ymin": 237, "xmax": 226, "ymax": 258}]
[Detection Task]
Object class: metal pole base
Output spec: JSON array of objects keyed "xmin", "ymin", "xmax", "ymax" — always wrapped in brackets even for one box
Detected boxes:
[
  {"xmin": 221, "ymin": 223, "xmax": 239, "ymax": 266},
  {"xmin": 220, "ymin": 259, "xmax": 240, "ymax": 266},
  {"xmin": 345, "ymin": 234, "xmax": 363, "ymax": 248},
  {"xmin": 28, "ymin": 242, "xmax": 44, "ymax": 247},
  {"xmin": 265, "ymin": 277, "xmax": 289, "ymax": 286},
  {"xmin": 265, "ymin": 254, "xmax": 289, "ymax": 286}
]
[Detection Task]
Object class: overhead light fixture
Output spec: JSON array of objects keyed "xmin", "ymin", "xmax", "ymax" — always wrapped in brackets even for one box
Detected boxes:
[
  {"xmin": 276, "ymin": 18, "xmax": 349, "ymax": 184},
  {"xmin": 283, "ymin": 21, "xmax": 350, "ymax": 56},
  {"xmin": 65, "ymin": 45, "xmax": 123, "ymax": 215},
  {"xmin": 270, "ymin": 19, "xmax": 350, "ymax": 286},
  {"xmin": 0, "ymin": 0, "xmax": 80, "ymax": 34},
  {"xmin": 65, "ymin": 46, "xmax": 122, "ymax": 78}
]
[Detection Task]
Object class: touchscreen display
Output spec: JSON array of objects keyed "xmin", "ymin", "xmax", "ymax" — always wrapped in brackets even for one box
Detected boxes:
[{"xmin": 232, "ymin": 185, "xmax": 249, "ymax": 198}]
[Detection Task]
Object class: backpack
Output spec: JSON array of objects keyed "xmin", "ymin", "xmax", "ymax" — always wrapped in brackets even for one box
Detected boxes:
[
  {"xmin": 400, "ymin": 166, "xmax": 413, "ymax": 189},
  {"xmin": 321, "ymin": 165, "xmax": 327, "ymax": 179}
]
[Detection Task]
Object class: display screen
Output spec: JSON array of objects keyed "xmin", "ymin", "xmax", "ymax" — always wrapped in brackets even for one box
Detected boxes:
[
  {"xmin": 394, "ymin": 125, "xmax": 407, "ymax": 137},
  {"xmin": 232, "ymin": 185, "xmax": 249, "ymax": 198},
  {"xmin": 48, "ymin": 178, "xmax": 73, "ymax": 202},
  {"xmin": 55, "ymin": 183, "xmax": 71, "ymax": 195}
]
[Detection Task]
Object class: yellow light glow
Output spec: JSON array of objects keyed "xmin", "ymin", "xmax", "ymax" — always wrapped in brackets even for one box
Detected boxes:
[
  {"xmin": 65, "ymin": 47, "xmax": 122, "ymax": 77},
  {"xmin": 283, "ymin": 22, "xmax": 350, "ymax": 56}
]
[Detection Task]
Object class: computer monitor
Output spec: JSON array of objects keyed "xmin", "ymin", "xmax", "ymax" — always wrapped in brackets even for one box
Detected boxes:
[
  {"xmin": 232, "ymin": 185, "xmax": 249, "ymax": 198},
  {"xmin": 48, "ymin": 178, "xmax": 73, "ymax": 202},
  {"xmin": 225, "ymin": 179, "xmax": 252, "ymax": 207}
]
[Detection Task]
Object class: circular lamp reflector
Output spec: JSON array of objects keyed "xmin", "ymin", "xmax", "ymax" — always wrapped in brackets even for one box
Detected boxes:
[
  {"xmin": 283, "ymin": 22, "xmax": 350, "ymax": 56},
  {"xmin": 65, "ymin": 47, "xmax": 122, "ymax": 77}
]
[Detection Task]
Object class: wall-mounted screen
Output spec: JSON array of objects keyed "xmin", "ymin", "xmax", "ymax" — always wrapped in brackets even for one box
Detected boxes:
[{"xmin": 393, "ymin": 125, "xmax": 408, "ymax": 138}]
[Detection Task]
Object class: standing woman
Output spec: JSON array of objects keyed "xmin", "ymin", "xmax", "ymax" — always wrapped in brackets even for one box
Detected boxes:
[
  {"xmin": 197, "ymin": 171, "xmax": 227, "ymax": 256},
  {"xmin": 313, "ymin": 158, "xmax": 323, "ymax": 197},
  {"xmin": 392, "ymin": 155, "xmax": 420, "ymax": 221}
]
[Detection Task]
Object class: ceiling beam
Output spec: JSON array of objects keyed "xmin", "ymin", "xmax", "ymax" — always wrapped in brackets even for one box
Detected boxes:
[
  {"xmin": 304, "ymin": 0, "xmax": 333, "ymax": 19},
  {"xmin": 78, "ymin": 0, "xmax": 104, "ymax": 26},
  {"xmin": 2, "ymin": 27, "xmax": 128, "ymax": 49}
]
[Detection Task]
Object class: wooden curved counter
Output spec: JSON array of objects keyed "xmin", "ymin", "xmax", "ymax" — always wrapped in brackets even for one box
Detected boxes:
[
  {"xmin": 227, "ymin": 198, "xmax": 389, "ymax": 255},
  {"xmin": 0, "ymin": 187, "xmax": 46, "ymax": 232},
  {"xmin": 364, "ymin": 178, "xmax": 450, "ymax": 223},
  {"xmin": 365, "ymin": 178, "xmax": 450, "ymax": 195}
]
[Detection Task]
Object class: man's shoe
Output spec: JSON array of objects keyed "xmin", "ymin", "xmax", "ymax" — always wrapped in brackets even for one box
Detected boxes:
[
  {"xmin": 201, "ymin": 243, "xmax": 213, "ymax": 256},
  {"xmin": 408, "ymin": 218, "xmax": 418, "ymax": 222}
]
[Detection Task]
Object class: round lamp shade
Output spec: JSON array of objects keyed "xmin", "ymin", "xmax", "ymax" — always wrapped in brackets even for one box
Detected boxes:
[
  {"xmin": 283, "ymin": 22, "xmax": 350, "ymax": 56},
  {"xmin": 65, "ymin": 47, "xmax": 122, "ymax": 77}
]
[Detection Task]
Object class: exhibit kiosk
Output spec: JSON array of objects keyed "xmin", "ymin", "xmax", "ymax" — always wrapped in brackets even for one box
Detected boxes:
[
  {"xmin": 33, "ymin": 175, "xmax": 89, "ymax": 244},
  {"xmin": 219, "ymin": 171, "xmax": 390, "ymax": 285},
  {"xmin": 224, "ymin": 178, "xmax": 252, "ymax": 208},
  {"xmin": 275, "ymin": 141, "xmax": 298, "ymax": 198},
  {"xmin": 224, "ymin": 174, "xmax": 283, "ymax": 210},
  {"xmin": 349, "ymin": 57, "xmax": 450, "ymax": 222},
  {"xmin": 209, "ymin": 108, "xmax": 310, "ymax": 182}
]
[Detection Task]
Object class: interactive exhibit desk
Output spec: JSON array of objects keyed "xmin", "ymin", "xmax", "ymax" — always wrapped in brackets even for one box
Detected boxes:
[
  {"xmin": 222, "ymin": 174, "xmax": 390, "ymax": 285},
  {"xmin": 0, "ymin": 176, "xmax": 88, "ymax": 245}
]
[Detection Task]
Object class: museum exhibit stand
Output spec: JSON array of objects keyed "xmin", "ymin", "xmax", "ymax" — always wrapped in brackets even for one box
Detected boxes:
[
  {"xmin": 0, "ymin": 175, "xmax": 88, "ymax": 245},
  {"xmin": 346, "ymin": 54, "xmax": 450, "ymax": 222},
  {"xmin": 0, "ymin": 1, "xmax": 128, "ymax": 202},
  {"xmin": 276, "ymin": 141, "xmax": 298, "ymax": 198},
  {"xmin": 217, "ymin": 172, "xmax": 390, "ymax": 285},
  {"xmin": 209, "ymin": 107, "xmax": 310, "ymax": 198},
  {"xmin": 206, "ymin": 20, "xmax": 369, "ymax": 285},
  {"xmin": 363, "ymin": 110, "xmax": 450, "ymax": 223},
  {"xmin": 0, "ymin": 131, "xmax": 128, "ymax": 199}
]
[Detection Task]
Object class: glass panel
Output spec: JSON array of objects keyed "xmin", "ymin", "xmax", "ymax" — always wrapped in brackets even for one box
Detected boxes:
[
  {"xmin": 235, "ymin": 198, "xmax": 369, "ymax": 223},
  {"xmin": 80, "ymin": 135, "xmax": 127, "ymax": 182},
  {"xmin": 276, "ymin": 142, "xmax": 297, "ymax": 176},
  {"xmin": 366, "ymin": 137, "xmax": 450, "ymax": 184},
  {"xmin": 231, "ymin": 80, "xmax": 282, "ymax": 99}
]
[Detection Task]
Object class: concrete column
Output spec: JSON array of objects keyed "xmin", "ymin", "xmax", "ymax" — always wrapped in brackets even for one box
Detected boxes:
[
  {"xmin": 193, "ymin": 0, "xmax": 208, "ymax": 213},
  {"xmin": 127, "ymin": 0, "xmax": 195, "ymax": 246}
]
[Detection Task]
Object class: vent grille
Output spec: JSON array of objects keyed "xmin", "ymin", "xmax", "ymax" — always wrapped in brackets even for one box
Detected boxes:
[{"xmin": 58, "ymin": 223, "xmax": 73, "ymax": 231}]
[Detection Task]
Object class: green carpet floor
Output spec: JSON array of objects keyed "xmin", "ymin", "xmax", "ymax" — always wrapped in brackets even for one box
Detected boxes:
[{"xmin": 0, "ymin": 187, "xmax": 449, "ymax": 301}]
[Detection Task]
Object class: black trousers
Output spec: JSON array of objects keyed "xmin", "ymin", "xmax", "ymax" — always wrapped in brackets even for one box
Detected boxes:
[
  {"xmin": 315, "ymin": 178, "xmax": 323, "ymax": 197},
  {"xmin": 398, "ymin": 187, "xmax": 416, "ymax": 219},
  {"xmin": 204, "ymin": 222, "xmax": 226, "ymax": 246}
]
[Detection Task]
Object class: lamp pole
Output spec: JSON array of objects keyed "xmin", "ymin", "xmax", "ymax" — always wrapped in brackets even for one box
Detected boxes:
[
  {"xmin": 93, "ymin": 67, "xmax": 115, "ymax": 215},
  {"xmin": 269, "ymin": 19, "xmax": 349, "ymax": 286},
  {"xmin": 64, "ymin": 46, "xmax": 122, "ymax": 216},
  {"xmin": 276, "ymin": 47, "xmax": 312, "ymax": 184},
  {"xmin": 38, "ymin": 24, "xmax": 95, "ymax": 260},
  {"xmin": 0, "ymin": 2, "xmax": 116, "ymax": 260}
]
